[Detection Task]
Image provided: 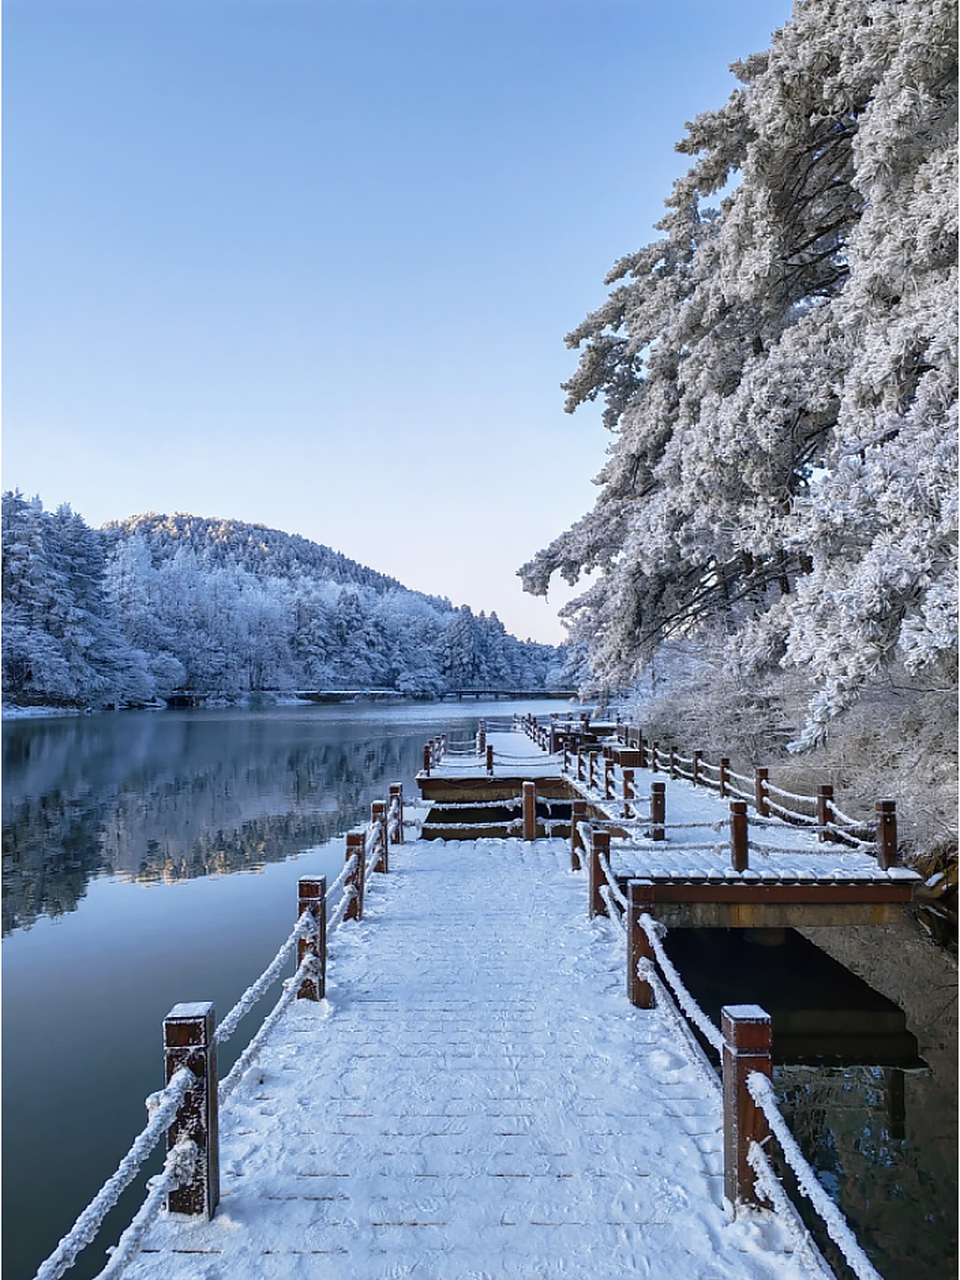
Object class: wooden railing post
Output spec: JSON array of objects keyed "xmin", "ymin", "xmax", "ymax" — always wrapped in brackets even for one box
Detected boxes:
[
  {"xmin": 650, "ymin": 782, "xmax": 666, "ymax": 841},
  {"xmin": 627, "ymin": 881, "xmax": 656, "ymax": 1008},
  {"xmin": 622, "ymin": 768, "xmax": 635, "ymax": 818},
  {"xmin": 730, "ymin": 801, "xmax": 749, "ymax": 871},
  {"xmin": 372, "ymin": 800, "xmax": 388, "ymax": 873},
  {"xmin": 722, "ymin": 1005, "xmax": 772, "ymax": 1206},
  {"xmin": 754, "ymin": 768, "xmax": 769, "ymax": 818},
  {"xmin": 817, "ymin": 784, "xmax": 835, "ymax": 843},
  {"xmin": 719, "ymin": 757, "xmax": 730, "ymax": 798},
  {"xmin": 486, "ymin": 744, "xmax": 494, "ymax": 776},
  {"xmin": 163, "ymin": 1002, "xmax": 219, "ymax": 1219},
  {"xmin": 692, "ymin": 750, "xmax": 702, "ymax": 787},
  {"xmin": 669, "ymin": 746, "xmax": 678, "ymax": 780},
  {"xmin": 651, "ymin": 742, "xmax": 659, "ymax": 773},
  {"xmin": 297, "ymin": 877, "xmax": 326, "ymax": 1000},
  {"xmin": 423, "ymin": 743, "xmax": 431, "ymax": 776},
  {"xmin": 876, "ymin": 799, "xmax": 898, "ymax": 868},
  {"xmin": 477, "ymin": 720, "xmax": 486, "ymax": 755},
  {"xmin": 345, "ymin": 830, "xmax": 365, "ymax": 920},
  {"xmin": 577, "ymin": 747, "xmax": 585, "ymax": 782},
  {"xmin": 389, "ymin": 783, "xmax": 404, "ymax": 844},
  {"xmin": 522, "ymin": 781, "xmax": 537, "ymax": 841},
  {"xmin": 570, "ymin": 799, "xmax": 587, "ymax": 871},
  {"xmin": 589, "ymin": 751, "xmax": 597, "ymax": 790},
  {"xmin": 638, "ymin": 736, "xmax": 648, "ymax": 769},
  {"xmin": 589, "ymin": 828, "xmax": 610, "ymax": 918},
  {"xmin": 604, "ymin": 756, "xmax": 615, "ymax": 799}
]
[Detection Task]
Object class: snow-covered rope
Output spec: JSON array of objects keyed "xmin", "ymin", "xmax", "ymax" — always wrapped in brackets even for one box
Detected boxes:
[
  {"xmin": 219, "ymin": 953, "xmax": 319, "ymax": 1106},
  {"xmin": 32, "ymin": 1067, "xmax": 195, "ymax": 1280},
  {"xmin": 726, "ymin": 767, "xmax": 755, "ymax": 788},
  {"xmin": 823, "ymin": 824, "xmax": 875, "ymax": 848},
  {"xmin": 428, "ymin": 798, "xmax": 522, "ymax": 810},
  {"xmin": 746, "ymin": 1143, "xmax": 825, "ymax": 1276},
  {"xmin": 92, "ymin": 1140, "xmax": 198, "ymax": 1280},
  {"xmin": 215, "ymin": 910, "xmax": 316, "ymax": 1047},
  {"xmin": 764, "ymin": 781, "xmax": 818, "ymax": 806},
  {"xmin": 597, "ymin": 851, "xmax": 629, "ymax": 911},
  {"xmin": 828, "ymin": 801, "xmax": 871, "ymax": 829},
  {"xmin": 765, "ymin": 797, "xmax": 819, "ymax": 825},
  {"xmin": 637, "ymin": 916, "xmax": 724, "ymax": 1053},
  {"xmin": 725, "ymin": 783, "xmax": 756, "ymax": 803},
  {"xmin": 747, "ymin": 1073, "xmax": 884, "ymax": 1280},
  {"xmin": 327, "ymin": 883, "xmax": 359, "ymax": 932},
  {"xmin": 600, "ymin": 885, "xmax": 626, "ymax": 933}
]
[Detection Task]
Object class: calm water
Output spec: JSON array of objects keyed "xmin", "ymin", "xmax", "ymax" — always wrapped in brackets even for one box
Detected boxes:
[
  {"xmin": 3, "ymin": 703, "xmax": 956, "ymax": 1280},
  {"xmin": 1, "ymin": 700, "xmax": 547, "ymax": 1280}
]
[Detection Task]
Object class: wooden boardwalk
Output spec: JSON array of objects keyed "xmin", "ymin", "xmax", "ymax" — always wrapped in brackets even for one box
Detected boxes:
[{"xmin": 127, "ymin": 834, "xmax": 826, "ymax": 1280}]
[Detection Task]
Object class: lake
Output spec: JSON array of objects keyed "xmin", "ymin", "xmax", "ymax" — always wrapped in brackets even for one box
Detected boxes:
[{"xmin": 3, "ymin": 701, "xmax": 956, "ymax": 1280}]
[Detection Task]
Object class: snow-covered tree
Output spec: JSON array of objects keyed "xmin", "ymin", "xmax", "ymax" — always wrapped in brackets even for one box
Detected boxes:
[{"xmin": 520, "ymin": 0, "xmax": 957, "ymax": 742}]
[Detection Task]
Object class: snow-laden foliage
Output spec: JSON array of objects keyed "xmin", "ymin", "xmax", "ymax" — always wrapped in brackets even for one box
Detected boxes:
[
  {"xmin": 520, "ymin": 0, "xmax": 957, "ymax": 743},
  {"xmin": 3, "ymin": 499, "xmax": 564, "ymax": 705}
]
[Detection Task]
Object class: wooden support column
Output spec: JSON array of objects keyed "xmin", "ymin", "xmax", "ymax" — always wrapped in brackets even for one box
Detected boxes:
[
  {"xmin": 422, "ymin": 743, "xmax": 431, "ymax": 776},
  {"xmin": 755, "ymin": 768, "xmax": 769, "ymax": 818},
  {"xmin": 627, "ymin": 881, "xmax": 655, "ymax": 1008},
  {"xmin": 371, "ymin": 801, "xmax": 388, "ymax": 873},
  {"xmin": 719, "ymin": 757, "xmax": 730, "ymax": 798},
  {"xmin": 345, "ymin": 831, "xmax": 365, "ymax": 921},
  {"xmin": 163, "ymin": 1002, "xmax": 219, "ymax": 1219},
  {"xmin": 722, "ymin": 1005, "xmax": 772, "ymax": 1207},
  {"xmin": 876, "ymin": 799, "xmax": 898, "ymax": 868},
  {"xmin": 389, "ymin": 783, "xmax": 404, "ymax": 844},
  {"xmin": 818, "ymin": 785, "xmax": 836, "ymax": 843},
  {"xmin": 297, "ymin": 877, "xmax": 326, "ymax": 1000},
  {"xmin": 650, "ymin": 782, "xmax": 666, "ymax": 841},
  {"xmin": 622, "ymin": 768, "xmax": 635, "ymax": 819},
  {"xmin": 522, "ymin": 782, "xmax": 537, "ymax": 841},
  {"xmin": 604, "ymin": 757, "xmax": 615, "ymax": 799},
  {"xmin": 730, "ymin": 801, "xmax": 749, "ymax": 872},
  {"xmin": 589, "ymin": 828, "xmax": 610, "ymax": 918},
  {"xmin": 486, "ymin": 744, "xmax": 494, "ymax": 776},
  {"xmin": 570, "ymin": 799, "xmax": 587, "ymax": 871}
]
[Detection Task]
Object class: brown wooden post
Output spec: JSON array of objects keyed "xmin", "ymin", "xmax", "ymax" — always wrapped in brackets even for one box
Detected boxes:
[
  {"xmin": 730, "ymin": 800, "xmax": 749, "ymax": 872},
  {"xmin": 669, "ymin": 746, "xmax": 678, "ymax": 779},
  {"xmin": 577, "ymin": 747, "xmax": 585, "ymax": 782},
  {"xmin": 693, "ymin": 750, "xmax": 702, "ymax": 787},
  {"xmin": 589, "ymin": 828, "xmax": 610, "ymax": 918},
  {"xmin": 651, "ymin": 742, "xmax": 659, "ymax": 773},
  {"xmin": 522, "ymin": 781, "xmax": 537, "ymax": 841},
  {"xmin": 622, "ymin": 768, "xmax": 635, "ymax": 819},
  {"xmin": 372, "ymin": 800, "xmax": 388, "ymax": 873},
  {"xmin": 638, "ymin": 736, "xmax": 648, "ymax": 769},
  {"xmin": 876, "ymin": 799, "xmax": 898, "ymax": 868},
  {"xmin": 627, "ymin": 881, "xmax": 656, "ymax": 1008},
  {"xmin": 486, "ymin": 743, "xmax": 494, "ymax": 775},
  {"xmin": 589, "ymin": 751, "xmax": 597, "ymax": 790},
  {"xmin": 422, "ymin": 743, "xmax": 431, "ymax": 776},
  {"xmin": 163, "ymin": 1002, "xmax": 219, "ymax": 1219},
  {"xmin": 817, "ymin": 784, "xmax": 836, "ymax": 843},
  {"xmin": 570, "ymin": 798, "xmax": 587, "ymax": 871},
  {"xmin": 719, "ymin": 757, "xmax": 730, "ymax": 798},
  {"xmin": 722, "ymin": 1005, "xmax": 772, "ymax": 1206},
  {"xmin": 650, "ymin": 781, "xmax": 666, "ymax": 841},
  {"xmin": 604, "ymin": 757, "xmax": 615, "ymax": 799},
  {"xmin": 754, "ymin": 767, "xmax": 769, "ymax": 818},
  {"xmin": 345, "ymin": 830, "xmax": 365, "ymax": 920},
  {"xmin": 297, "ymin": 877, "xmax": 326, "ymax": 1000},
  {"xmin": 389, "ymin": 783, "xmax": 404, "ymax": 844},
  {"xmin": 477, "ymin": 719, "xmax": 486, "ymax": 754}
]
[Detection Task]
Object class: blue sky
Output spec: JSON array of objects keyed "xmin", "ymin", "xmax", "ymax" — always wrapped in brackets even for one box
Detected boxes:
[{"xmin": 3, "ymin": 0, "xmax": 794, "ymax": 643}]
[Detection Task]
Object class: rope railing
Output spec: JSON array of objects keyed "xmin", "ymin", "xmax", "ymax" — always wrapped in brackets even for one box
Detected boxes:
[
  {"xmin": 747, "ymin": 1075, "xmax": 885, "ymax": 1280},
  {"xmin": 38, "ymin": 778, "xmax": 413, "ymax": 1280},
  {"xmin": 637, "ymin": 915, "xmax": 724, "ymax": 1053},
  {"xmin": 33, "ymin": 1068, "xmax": 196, "ymax": 1280}
]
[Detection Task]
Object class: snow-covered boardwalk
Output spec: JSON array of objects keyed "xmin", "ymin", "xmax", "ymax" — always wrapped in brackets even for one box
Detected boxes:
[{"xmin": 127, "ymin": 834, "xmax": 824, "ymax": 1280}]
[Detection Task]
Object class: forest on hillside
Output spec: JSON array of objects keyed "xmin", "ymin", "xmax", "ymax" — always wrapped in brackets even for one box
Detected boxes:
[
  {"xmin": 521, "ymin": 0, "xmax": 957, "ymax": 859},
  {"xmin": 1, "ymin": 497, "xmax": 565, "ymax": 704}
]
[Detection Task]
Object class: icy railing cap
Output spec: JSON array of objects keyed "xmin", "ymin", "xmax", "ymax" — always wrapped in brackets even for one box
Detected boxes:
[
  {"xmin": 722, "ymin": 1004, "xmax": 769, "ymax": 1022},
  {"xmin": 167, "ymin": 1001, "xmax": 215, "ymax": 1020}
]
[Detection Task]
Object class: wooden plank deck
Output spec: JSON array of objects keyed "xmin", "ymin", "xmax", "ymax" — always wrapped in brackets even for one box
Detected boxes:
[{"xmin": 125, "ymin": 834, "xmax": 826, "ymax": 1280}]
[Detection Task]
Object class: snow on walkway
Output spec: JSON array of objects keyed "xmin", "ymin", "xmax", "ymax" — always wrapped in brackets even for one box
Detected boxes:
[{"xmin": 128, "ymin": 837, "xmax": 827, "ymax": 1280}]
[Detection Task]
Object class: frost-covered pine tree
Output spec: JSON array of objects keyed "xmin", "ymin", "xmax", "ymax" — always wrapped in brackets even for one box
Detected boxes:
[{"xmin": 520, "ymin": 0, "xmax": 957, "ymax": 743}]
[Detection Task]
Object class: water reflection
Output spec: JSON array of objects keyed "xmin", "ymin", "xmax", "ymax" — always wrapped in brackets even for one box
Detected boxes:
[{"xmin": 2, "ymin": 709, "xmax": 439, "ymax": 934}]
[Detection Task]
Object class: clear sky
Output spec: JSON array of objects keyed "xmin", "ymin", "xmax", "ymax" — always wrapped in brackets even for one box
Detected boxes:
[{"xmin": 3, "ymin": 0, "xmax": 794, "ymax": 644}]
